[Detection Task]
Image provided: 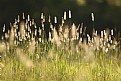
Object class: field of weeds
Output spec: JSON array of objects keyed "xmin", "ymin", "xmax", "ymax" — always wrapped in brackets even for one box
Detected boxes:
[{"xmin": 0, "ymin": 11, "xmax": 121, "ymax": 81}]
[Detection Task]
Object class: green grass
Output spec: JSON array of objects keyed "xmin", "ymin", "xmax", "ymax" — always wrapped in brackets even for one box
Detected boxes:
[{"xmin": 1, "ymin": 40, "xmax": 121, "ymax": 81}]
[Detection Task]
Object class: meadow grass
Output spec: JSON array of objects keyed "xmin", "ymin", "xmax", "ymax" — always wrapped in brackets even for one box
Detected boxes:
[{"xmin": 0, "ymin": 11, "xmax": 121, "ymax": 81}]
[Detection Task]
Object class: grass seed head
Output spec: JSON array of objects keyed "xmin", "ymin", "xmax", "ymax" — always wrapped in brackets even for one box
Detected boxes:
[
  {"xmin": 91, "ymin": 13, "xmax": 94, "ymax": 22},
  {"xmin": 64, "ymin": 11, "xmax": 66, "ymax": 20},
  {"xmin": 54, "ymin": 16, "xmax": 57, "ymax": 24},
  {"xmin": 22, "ymin": 12, "xmax": 25, "ymax": 19},
  {"xmin": 28, "ymin": 14, "xmax": 30, "ymax": 21},
  {"xmin": 111, "ymin": 29, "xmax": 114, "ymax": 35},
  {"xmin": 3, "ymin": 24, "xmax": 5, "ymax": 33},
  {"xmin": 69, "ymin": 10, "xmax": 72, "ymax": 19}
]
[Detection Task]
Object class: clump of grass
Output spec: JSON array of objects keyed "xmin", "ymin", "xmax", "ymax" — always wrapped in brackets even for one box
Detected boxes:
[{"xmin": 1, "ymin": 10, "xmax": 121, "ymax": 81}]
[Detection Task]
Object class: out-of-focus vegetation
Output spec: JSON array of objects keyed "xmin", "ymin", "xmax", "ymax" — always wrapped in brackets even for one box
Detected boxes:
[{"xmin": 1, "ymin": 0, "xmax": 121, "ymax": 36}]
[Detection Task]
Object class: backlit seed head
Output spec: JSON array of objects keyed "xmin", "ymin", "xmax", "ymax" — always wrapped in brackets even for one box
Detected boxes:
[
  {"xmin": 54, "ymin": 16, "xmax": 57, "ymax": 24},
  {"xmin": 29, "ymin": 21, "xmax": 32, "ymax": 26},
  {"xmin": 111, "ymin": 29, "xmax": 113, "ymax": 35},
  {"xmin": 22, "ymin": 13, "xmax": 25, "ymax": 19},
  {"xmin": 101, "ymin": 31, "xmax": 103, "ymax": 38},
  {"xmin": 41, "ymin": 13, "xmax": 44, "ymax": 19},
  {"xmin": 87, "ymin": 34, "xmax": 91, "ymax": 43},
  {"xmin": 17, "ymin": 15, "xmax": 20, "ymax": 22},
  {"xmin": 62, "ymin": 17, "xmax": 64, "ymax": 25},
  {"xmin": 50, "ymin": 23, "xmax": 53, "ymax": 30},
  {"xmin": 3, "ymin": 24, "xmax": 5, "ymax": 32},
  {"xmin": 64, "ymin": 11, "xmax": 66, "ymax": 20},
  {"xmin": 80, "ymin": 27, "xmax": 82, "ymax": 34},
  {"xmin": 91, "ymin": 13, "xmax": 94, "ymax": 21},
  {"xmin": 69, "ymin": 10, "xmax": 71, "ymax": 19},
  {"xmin": 28, "ymin": 14, "xmax": 30, "ymax": 21},
  {"xmin": 14, "ymin": 18, "xmax": 17, "ymax": 24},
  {"xmin": 95, "ymin": 30, "xmax": 97, "ymax": 36}
]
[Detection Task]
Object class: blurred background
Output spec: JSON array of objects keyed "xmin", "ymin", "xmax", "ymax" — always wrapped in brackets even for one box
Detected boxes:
[{"xmin": 0, "ymin": 0, "xmax": 121, "ymax": 35}]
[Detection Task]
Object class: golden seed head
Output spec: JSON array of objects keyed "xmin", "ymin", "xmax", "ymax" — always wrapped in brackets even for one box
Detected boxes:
[
  {"xmin": 28, "ymin": 14, "xmax": 30, "ymax": 21},
  {"xmin": 17, "ymin": 15, "xmax": 20, "ymax": 22},
  {"xmin": 111, "ymin": 29, "xmax": 113, "ymax": 35},
  {"xmin": 69, "ymin": 10, "xmax": 72, "ymax": 19},
  {"xmin": 41, "ymin": 13, "xmax": 44, "ymax": 19},
  {"xmin": 22, "ymin": 13, "xmax": 25, "ymax": 19},
  {"xmin": 54, "ymin": 16, "xmax": 57, "ymax": 24},
  {"xmin": 91, "ymin": 13, "xmax": 94, "ymax": 21},
  {"xmin": 3, "ymin": 24, "xmax": 5, "ymax": 32},
  {"xmin": 64, "ymin": 11, "xmax": 66, "ymax": 20}
]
